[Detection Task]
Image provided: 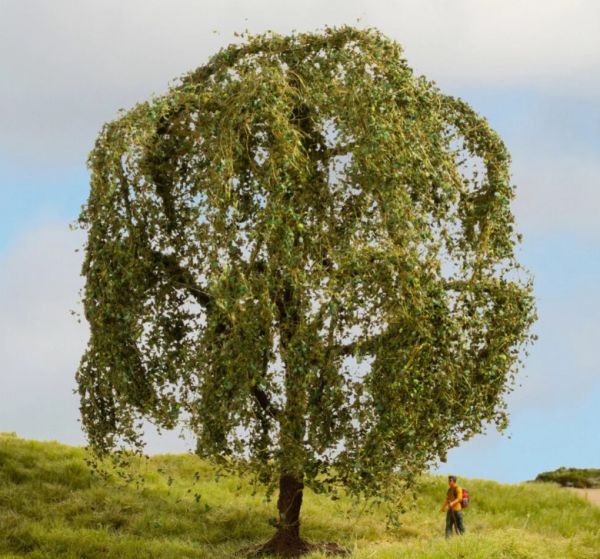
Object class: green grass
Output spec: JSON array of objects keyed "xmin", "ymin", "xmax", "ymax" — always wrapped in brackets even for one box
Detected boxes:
[{"xmin": 1, "ymin": 432, "xmax": 599, "ymax": 558}]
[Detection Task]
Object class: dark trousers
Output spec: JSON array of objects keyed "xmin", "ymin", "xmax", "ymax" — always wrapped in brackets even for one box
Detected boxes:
[{"xmin": 445, "ymin": 509, "xmax": 465, "ymax": 537}]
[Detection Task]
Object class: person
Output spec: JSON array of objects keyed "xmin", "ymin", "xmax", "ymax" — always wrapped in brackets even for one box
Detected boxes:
[{"xmin": 440, "ymin": 475, "xmax": 465, "ymax": 537}]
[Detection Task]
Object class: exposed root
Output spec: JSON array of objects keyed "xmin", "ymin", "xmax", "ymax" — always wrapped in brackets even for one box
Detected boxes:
[{"xmin": 242, "ymin": 537, "xmax": 349, "ymax": 558}]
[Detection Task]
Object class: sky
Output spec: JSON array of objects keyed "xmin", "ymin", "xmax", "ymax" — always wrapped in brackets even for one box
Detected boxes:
[{"xmin": 1, "ymin": 0, "xmax": 599, "ymax": 483}]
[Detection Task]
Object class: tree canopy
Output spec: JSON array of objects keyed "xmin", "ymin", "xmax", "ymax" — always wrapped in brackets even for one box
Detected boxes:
[{"xmin": 76, "ymin": 25, "xmax": 536, "ymax": 555}]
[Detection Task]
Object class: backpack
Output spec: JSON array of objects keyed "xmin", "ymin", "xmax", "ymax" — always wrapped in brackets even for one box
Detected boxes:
[{"xmin": 461, "ymin": 487, "xmax": 470, "ymax": 509}]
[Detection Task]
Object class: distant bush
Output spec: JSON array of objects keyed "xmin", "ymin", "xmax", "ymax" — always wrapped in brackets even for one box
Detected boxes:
[{"xmin": 535, "ymin": 467, "xmax": 600, "ymax": 488}]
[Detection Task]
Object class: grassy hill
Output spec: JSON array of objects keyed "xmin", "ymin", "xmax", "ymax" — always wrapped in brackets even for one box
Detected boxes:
[{"xmin": 1, "ymin": 432, "xmax": 599, "ymax": 559}]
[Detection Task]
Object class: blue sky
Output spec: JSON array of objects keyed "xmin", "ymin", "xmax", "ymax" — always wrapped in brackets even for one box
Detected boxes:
[{"xmin": 1, "ymin": 0, "xmax": 599, "ymax": 484}]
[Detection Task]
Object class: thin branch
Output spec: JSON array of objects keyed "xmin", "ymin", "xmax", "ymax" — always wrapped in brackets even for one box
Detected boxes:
[
  {"xmin": 150, "ymin": 250, "xmax": 212, "ymax": 308},
  {"xmin": 252, "ymin": 386, "xmax": 281, "ymax": 420}
]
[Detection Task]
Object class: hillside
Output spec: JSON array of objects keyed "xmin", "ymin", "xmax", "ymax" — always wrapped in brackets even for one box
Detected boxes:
[{"xmin": 1, "ymin": 433, "xmax": 599, "ymax": 558}]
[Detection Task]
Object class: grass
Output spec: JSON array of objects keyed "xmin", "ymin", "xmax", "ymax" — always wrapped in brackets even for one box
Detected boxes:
[{"xmin": 1, "ymin": 432, "xmax": 599, "ymax": 558}]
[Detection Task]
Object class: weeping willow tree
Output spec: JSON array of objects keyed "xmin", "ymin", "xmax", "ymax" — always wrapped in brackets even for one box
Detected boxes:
[{"xmin": 76, "ymin": 26, "xmax": 536, "ymax": 557}]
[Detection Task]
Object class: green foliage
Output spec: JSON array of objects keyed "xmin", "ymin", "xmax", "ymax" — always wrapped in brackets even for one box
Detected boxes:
[
  {"xmin": 0, "ymin": 436, "xmax": 598, "ymax": 558},
  {"xmin": 535, "ymin": 467, "xmax": 600, "ymax": 489},
  {"xmin": 75, "ymin": 25, "xmax": 536, "ymax": 502}
]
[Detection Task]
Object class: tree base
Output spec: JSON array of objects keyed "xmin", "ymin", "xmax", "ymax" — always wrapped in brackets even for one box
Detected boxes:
[{"xmin": 244, "ymin": 534, "xmax": 349, "ymax": 558}]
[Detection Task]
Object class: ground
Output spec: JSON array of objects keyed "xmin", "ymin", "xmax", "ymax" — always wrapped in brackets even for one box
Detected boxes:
[
  {"xmin": 1, "ymin": 433, "xmax": 599, "ymax": 558},
  {"xmin": 569, "ymin": 488, "xmax": 600, "ymax": 507}
]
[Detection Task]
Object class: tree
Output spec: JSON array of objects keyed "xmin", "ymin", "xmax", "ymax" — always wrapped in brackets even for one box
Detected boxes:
[{"xmin": 75, "ymin": 26, "xmax": 536, "ymax": 557}]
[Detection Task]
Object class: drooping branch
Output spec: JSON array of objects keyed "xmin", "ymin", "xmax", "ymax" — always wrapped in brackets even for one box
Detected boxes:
[
  {"xmin": 148, "ymin": 248, "xmax": 281, "ymax": 418},
  {"xmin": 149, "ymin": 249, "xmax": 212, "ymax": 308},
  {"xmin": 252, "ymin": 385, "xmax": 281, "ymax": 420}
]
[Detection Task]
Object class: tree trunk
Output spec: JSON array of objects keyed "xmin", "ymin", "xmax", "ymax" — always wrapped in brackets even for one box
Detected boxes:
[
  {"xmin": 275, "ymin": 473, "xmax": 305, "ymax": 543},
  {"xmin": 253, "ymin": 473, "xmax": 310, "ymax": 557}
]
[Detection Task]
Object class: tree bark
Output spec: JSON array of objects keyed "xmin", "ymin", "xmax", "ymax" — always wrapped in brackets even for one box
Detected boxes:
[
  {"xmin": 252, "ymin": 473, "xmax": 310, "ymax": 557},
  {"xmin": 275, "ymin": 473, "xmax": 304, "ymax": 543}
]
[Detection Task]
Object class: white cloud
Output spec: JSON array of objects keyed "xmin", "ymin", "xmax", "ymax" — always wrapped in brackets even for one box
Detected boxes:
[
  {"xmin": 1, "ymin": 0, "xmax": 598, "ymax": 164},
  {"xmin": 381, "ymin": 0, "xmax": 600, "ymax": 94},
  {"xmin": 0, "ymin": 222, "xmax": 87, "ymax": 444},
  {"xmin": 0, "ymin": 222, "xmax": 192, "ymax": 453},
  {"xmin": 512, "ymin": 155, "xmax": 600, "ymax": 237}
]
